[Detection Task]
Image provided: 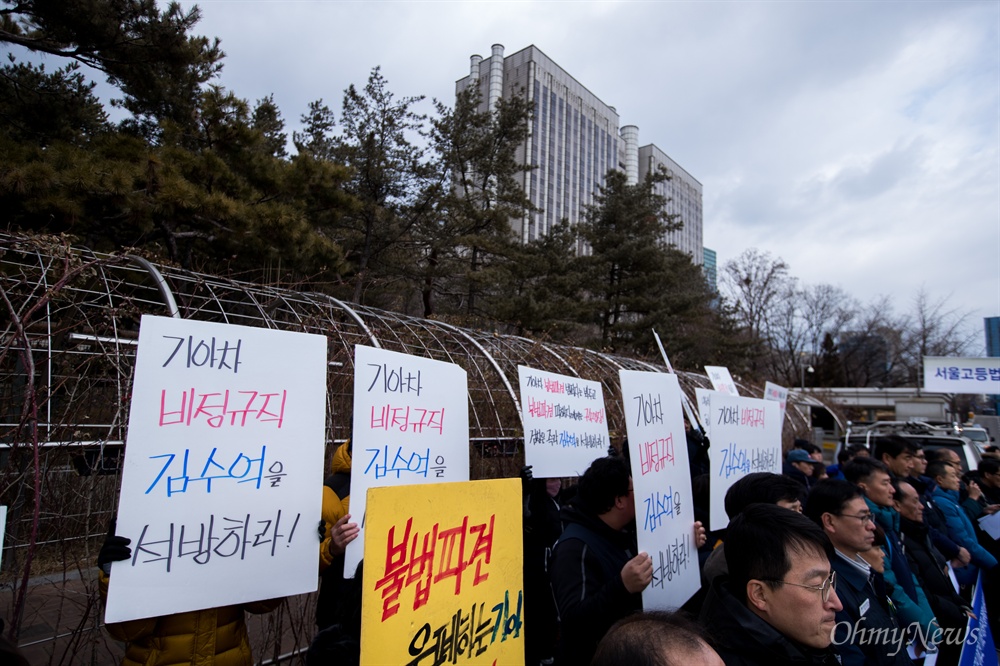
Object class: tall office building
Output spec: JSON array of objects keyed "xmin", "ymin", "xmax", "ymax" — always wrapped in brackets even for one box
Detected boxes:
[
  {"xmin": 702, "ymin": 247, "xmax": 718, "ymax": 292},
  {"xmin": 987, "ymin": 317, "xmax": 1000, "ymax": 357},
  {"xmin": 457, "ymin": 44, "xmax": 703, "ymax": 261},
  {"xmin": 987, "ymin": 317, "xmax": 1000, "ymax": 414},
  {"xmin": 639, "ymin": 144, "xmax": 704, "ymax": 265}
]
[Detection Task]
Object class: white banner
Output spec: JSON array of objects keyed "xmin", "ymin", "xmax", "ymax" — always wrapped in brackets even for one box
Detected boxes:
[
  {"xmin": 704, "ymin": 366, "xmax": 739, "ymax": 396},
  {"xmin": 708, "ymin": 394, "xmax": 782, "ymax": 531},
  {"xmin": 923, "ymin": 357, "xmax": 1000, "ymax": 394},
  {"xmin": 763, "ymin": 381, "xmax": 788, "ymax": 431},
  {"xmin": 619, "ymin": 371, "xmax": 699, "ymax": 610},
  {"xmin": 518, "ymin": 367, "xmax": 609, "ymax": 478},
  {"xmin": 345, "ymin": 346, "xmax": 470, "ymax": 577},
  {"xmin": 106, "ymin": 315, "xmax": 327, "ymax": 623}
]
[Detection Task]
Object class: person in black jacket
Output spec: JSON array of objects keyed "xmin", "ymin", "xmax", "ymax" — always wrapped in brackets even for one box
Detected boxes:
[
  {"xmin": 699, "ymin": 504, "xmax": 842, "ymax": 666},
  {"xmin": 520, "ymin": 466, "xmax": 564, "ymax": 666},
  {"xmin": 548, "ymin": 456, "xmax": 651, "ymax": 666},
  {"xmin": 804, "ymin": 479, "xmax": 914, "ymax": 666},
  {"xmin": 895, "ymin": 478, "xmax": 973, "ymax": 666}
]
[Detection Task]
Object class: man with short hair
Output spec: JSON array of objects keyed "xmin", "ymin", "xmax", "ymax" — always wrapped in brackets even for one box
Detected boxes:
[
  {"xmin": 591, "ymin": 611, "xmax": 723, "ymax": 666},
  {"xmin": 803, "ymin": 479, "xmax": 913, "ymax": 666},
  {"xmin": 977, "ymin": 457, "xmax": 1000, "ymax": 505},
  {"xmin": 843, "ymin": 458, "xmax": 936, "ymax": 646},
  {"xmin": 700, "ymin": 504, "xmax": 842, "ymax": 666},
  {"xmin": 702, "ymin": 472, "xmax": 807, "ymax": 585},
  {"xmin": 905, "ymin": 445, "xmax": 932, "ymax": 496},
  {"xmin": 926, "ymin": 447, "xmax": 963, "ymax": 472},
  {"xmin": 795, "ymin": 439, "xmax": 825, "ymax": 463},
  {"xmin": 548, "ymin": 456, "xmax": 651, "ymax": 665},
  {"xmin": 914, "ymin": 447, "xmax": 972, "ymax": 569},
  {"xmin": 927, "ymin": 460, "xmax": 997, "ymax": 586},
  {"xmin": 894, "ymin": 478, "xmax": 972, "ymax": 665},
  {"xmin": 874, "ymin": 434, "xmax": 916, "ymax": 479},
  {"xmin": 826, "ymin": 444, "xmax": 868, "ymax": 481}
]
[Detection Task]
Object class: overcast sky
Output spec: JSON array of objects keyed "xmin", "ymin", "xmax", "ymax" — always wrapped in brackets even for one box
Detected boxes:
[{"xmin": 171, "ymin": 1, "xmax": 998, "ymax": 352}]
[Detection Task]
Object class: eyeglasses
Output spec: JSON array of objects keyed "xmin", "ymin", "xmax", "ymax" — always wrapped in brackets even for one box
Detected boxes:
[
  {"xmin": 837, "ymin": 512, "xmax": 875, "ymax": 525},
  {"xmin": 762, "ymin": 571, "xmax": 837, "ymax": 603}
]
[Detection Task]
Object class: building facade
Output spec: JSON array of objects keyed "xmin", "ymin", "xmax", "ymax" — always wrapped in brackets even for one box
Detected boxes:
[
  {"xmin": 457, "ymin": 44, "xmax": 703, "ymax": 262},
  {"xmin": 703, "ymin": 247, "xmax": 718, "ymax": 292},
  {"xmin": 638, "ymin": 144, "xmax": 704, "ymax": 265}
]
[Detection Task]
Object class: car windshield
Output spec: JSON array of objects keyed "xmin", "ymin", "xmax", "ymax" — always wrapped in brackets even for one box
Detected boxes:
[{"xmin": 965, "ymin": 430, "xmax": 988, "ymax": 442}]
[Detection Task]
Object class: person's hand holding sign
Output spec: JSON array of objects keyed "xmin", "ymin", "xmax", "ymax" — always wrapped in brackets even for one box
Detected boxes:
[
  {"xmin": 621, "ymin": 551, "xmax": 653, "ymax": 593},
  {"xmin": 328, "ymin": 513, "xmax": 359, "ymax": 557},
  {"xmin": 693, "ymin": 520, "xmax": 708, "ymax": 548}
]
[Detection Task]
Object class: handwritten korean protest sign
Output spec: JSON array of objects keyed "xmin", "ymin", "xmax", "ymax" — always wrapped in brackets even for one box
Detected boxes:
[
  {"xmin": 763, "ymin": 381, "xmax": 788, "ymax": 431},
  {"xmin": 620, "ymin": 370, "xmax": 699, "ymax": 609},
  {"xmin": 704, "ymin": 366, "xmax": 739, "ymax": 396},
  {"xmin": 106, "ymin": 315, "xmax": 327, "ymax": 623},
  {"xmin": 694, "ymin": 388, "xmax": 716, "ymax": 438},
  {"xmin": 361, "ymin": 479, "xmax": 524, "ymax": 665},
  {"xmin": 346, "ymin": 345, "xmax": 470, "ymax": 577},
  {"xmin": 923, "ymin": 357, "xmax": 1000, "ymax": 394},
  {"xmin": 518, "ymin": 366, "xmax": 609, "ymax": 478},
  {"xmin": 708, "ymin": 394, "xmax": 781, "ymax": 531}
]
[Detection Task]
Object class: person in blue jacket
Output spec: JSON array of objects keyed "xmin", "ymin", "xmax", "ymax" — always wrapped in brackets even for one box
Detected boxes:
[
  {"xmin": 927, "ymin": 460, "xmax": 997, "ymax": 587},
  {"xmin": 844, "ymin": 457, "xmax": 937, "ymax": 650}
]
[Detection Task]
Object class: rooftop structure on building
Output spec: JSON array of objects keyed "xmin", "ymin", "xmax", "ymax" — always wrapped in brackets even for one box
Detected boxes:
[{"xmin": 457, "ymin": 44, "xmax": 703, "ymax": 263}]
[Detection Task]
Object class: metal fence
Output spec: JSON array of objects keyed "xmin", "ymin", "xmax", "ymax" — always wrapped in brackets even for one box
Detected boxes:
[{"xmin": 0, "ymin": 232, "xmax": 821, "ymax": 663}]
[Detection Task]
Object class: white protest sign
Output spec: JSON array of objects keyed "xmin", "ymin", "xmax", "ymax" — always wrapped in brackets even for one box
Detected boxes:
[
  {"xmin": 708, "ymin": 394, "xmax": 781, "ymax": 531},
  {"xmin": 619, "ymin": 370, "xmax": 699, "ymax": 610},
  {"xmin": 518, "ymin": 366, "xmax": 609, "ymax": 478},
  {"xmin": 694, "ymin": 388, "xmax": 716, "ymax": 438},
  {"xmin": 978, "ymin": 512, "xmax": 1000, "ymax": 541},
  {"xmin": 704, "ymin": 366, "xmax": 739, "ymax": 396},
  {"xmin": 923, "ymin": 357, "xmax": 1000, "ymax": 394},
  {"xmin": 106, "ymin": 315, "xmax": 327, "ymax": 623},
  {"xmin": 345, "ymin": 345, "xmax": 470, "ymax": 577},
  {"xmin": 763, "ymin": 381, "xmax": 788, "ymax": 431}
]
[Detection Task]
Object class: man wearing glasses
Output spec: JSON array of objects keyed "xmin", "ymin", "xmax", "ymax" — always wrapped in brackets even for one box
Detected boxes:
[
  {"xmin": 700, "ymin": 503, "xmax": 842, "ymax": 665},
  {"xmin": 805, "ymin": 479, "xmax": 914, "ymax": 665},
  {"xmin": 844, "ymin": 457, "xmax": 937, "ymax": 651}
]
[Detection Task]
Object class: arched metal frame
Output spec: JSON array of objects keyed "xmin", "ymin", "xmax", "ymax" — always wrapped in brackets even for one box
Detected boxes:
[
  {"xmin": 0, "ymin": 233, "xmax": 845, "ymax": 662},
  {"xmin": 0, "ymin": 233, "xmax": 829, "ymax": 453}
]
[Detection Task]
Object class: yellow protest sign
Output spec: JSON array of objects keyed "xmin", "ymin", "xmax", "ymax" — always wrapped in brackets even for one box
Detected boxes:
[{"xmin": 361, "ymin": 478, "xmax": 524, "ymax": 665}]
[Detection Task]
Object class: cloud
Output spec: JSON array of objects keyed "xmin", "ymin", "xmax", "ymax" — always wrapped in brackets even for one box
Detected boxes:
[{"xmin": 34, "ymin": 0, "xmax": 999, "ymax": 346}]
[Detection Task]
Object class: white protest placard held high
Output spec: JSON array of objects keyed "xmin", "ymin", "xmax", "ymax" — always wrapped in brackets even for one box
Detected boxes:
[
  {"xmin": 708, "ymin": 394, "xmax": 781, "ymax": 531},
  {"xmin": 106, "ymin": 315, "xmax": 328, "ymax": 623},
  {"xmin": 763, "ymin": 382, "xmax": 788, "ymax": 431},
  {"xmin": 694, "ymin": 388, "xmax": 716, "ymax": 438},
  {"xmin": 619, "ymin": 370, "xmax": 699, "ymax": 610},
  {"xmin": 345, "ymin": 345, "xmax": 470, "ymax": 577},
  {"xmin": 518, "ymin": 366, "xmax": 609, "ymax": 478},
  {"xmin": 923, "ymin": 357, "xmax": 1000, "ymax": 394},
  {"xmin": 704, "ymin": 366, "xmax": 739, "ymax": 396}
]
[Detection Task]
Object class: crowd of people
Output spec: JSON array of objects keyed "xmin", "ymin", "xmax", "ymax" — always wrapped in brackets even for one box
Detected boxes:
[{"xmin": 94, "ymin": 430, "xmax": 999, "ymax": 666}]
